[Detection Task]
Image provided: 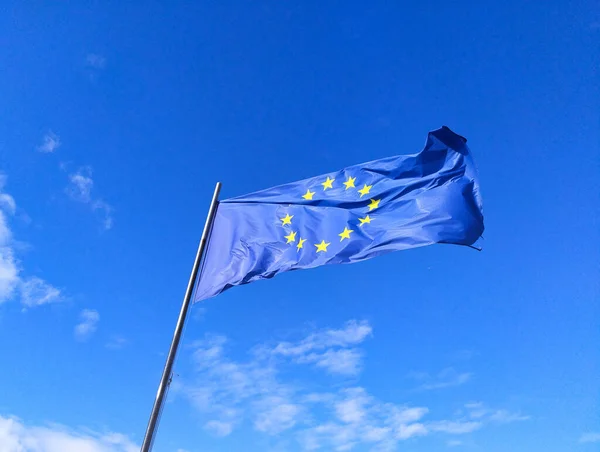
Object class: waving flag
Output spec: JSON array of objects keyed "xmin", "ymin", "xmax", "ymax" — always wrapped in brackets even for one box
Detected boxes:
[{"xmin": 193, "ymin": 126, "xmax": 484, "ymax": 302}]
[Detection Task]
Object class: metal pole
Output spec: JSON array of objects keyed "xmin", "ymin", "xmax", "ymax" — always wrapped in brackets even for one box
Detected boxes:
[{"xmin": 140, "ymin": 182, "xmax": 222, "ymax": 452}]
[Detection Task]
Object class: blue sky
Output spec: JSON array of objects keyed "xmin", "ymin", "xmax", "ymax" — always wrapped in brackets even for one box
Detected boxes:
[{"xmin": 0, "ymin": 1, "xmax": 598, "ymax": 451}]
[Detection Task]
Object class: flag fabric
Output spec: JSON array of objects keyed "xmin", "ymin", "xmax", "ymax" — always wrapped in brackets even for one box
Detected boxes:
[{"xmin": 193, "ymin": 126, "xmax": 484, "ymax": 302}]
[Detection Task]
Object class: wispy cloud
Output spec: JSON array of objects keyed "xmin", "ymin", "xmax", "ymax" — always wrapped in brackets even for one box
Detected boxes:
[
  {"xmin": 488, "ymin": 409, "xmax": 530, "ymax": 423},
  {"xmin": 299, "ymin": 348, "xmax": 364, "ymax": 376},
  {"xmin": 20, "ymin": 277, "xmax": 62, "ymax": 307},
  {"xmin": 0, "ymin": 176, "xmax": 61, "ymax": 307},
  {"xmin": 427, "ymin": 402, "xmax": 529, "ymax": 438},
  {"xmin": 0, "ymin": 180, "xmax": 16, "ymax": 240},
  {"xmin": 184, "ymin": 333, "xmax": 294, "ymax": 437},
  {"xmin": 299, "ymin": 388, "xmax": 428, "ymax": 451},
  {"xmin": 447, "ymin": 439, "xmax": 464, "ymax": 447},
  {"xmin": 253, "ymin": 396, "xmax": 302, "ymax": 435},
  {"xmin": 334, "ymin": 388, "xmax": 370, "ymax": 423},
  {"xmin": 0, "ymin": 191, "xmax": 16, "ymax": 215},
  {"xmin": 463, "ymin": 402, "xmax": 487, "ymax": 419},
  {"xmin": 0, "ymin": 414, "xmax": 137, "ymax": 452},
  {"xmin": 106, "ymin": 335, "xmax": 128, "ymax": 350},
  {"xmin": 179, "ymin": 321, "xmax": 526, "ymax": 451},
  {"xmin": 462, "ymin": 402, "xmax": 530, "ymax": 424},
  {"xmin": 430, "ymin": 420, "xmax": 482, "ymax": 434},
  {"xmin": 410, "ymin": 367, "xmax": 472, "ymax": 390},
  {"xmin": 37, "ymin": 131, "xmax": 61, "ymax": 153},
  {"xmin": 92, "ymin": 200, "xmax": 114, "ymax": 230},
  {"xmin": 0, "ymin": 215, "xmax": 19, "ymax": 303},
  {"xmin": 66, "ymin": 167, "xmax": 94, "ymax": 202},
  {"xmin": 204, "ymin": 420, "xmax": 234, "ymax": 437},
  {"xmin": 86, "ymin": 53, "xmax": 106, "ymax": 69},
  {"xmin": 74, "ymin": 309, "xmax": 100, "ymax": 341},
  {"xmin": 65, "ymin": 167, "xmax": 114, "ymax": 230},
  {"xmin": 579, "ymin": 432, "xmax": 600, "ymax": 443},
  {"xmin": 270, "ymin": 320, "xmax": 372, "ymax": 357},
  {"xmin": 267, "ymin": 320, "xmax": 372, "ymax": 375}
]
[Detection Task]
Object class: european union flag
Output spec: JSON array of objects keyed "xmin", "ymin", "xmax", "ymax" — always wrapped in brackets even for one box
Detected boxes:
[{"xmin": 194, "ymin": 127, "xmax": 484, "ymax": 302}]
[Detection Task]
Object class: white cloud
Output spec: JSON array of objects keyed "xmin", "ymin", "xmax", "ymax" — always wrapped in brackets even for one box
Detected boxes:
[
  {"xmin": 299, "ymin": 390, "xmax": 429, "ymax": 451},
  {"xmin": 488, "ymin": 409, "xmax": 530, "ymax": 423},
  {"xmin": 397, "ymin": 422, "xmax": 427, "ymax": 440},
  {"xmin": 253, "ymin": 397, "xmax": 301, "ymax": 434},
  {"xmin": 182, "ymin": 324, "xmax": 428, "ymax": 450},
  {"xmin": 0, "ymin": 175, "xmax": 16, "ymax": 216},
  {"xmin": 204, "ymin": 420, "xmax": 233, "ymax": 437},
  {"xmin": 391, "ymin": 407, "xmax": 429, "ymax": 425},
  {"xmin": 464, "ymin": 402, "xmax": 487, "ymax": 419},
  {"xmin": 362, "ymin": 425, "xmax": 391, "ymax": 442},
  {"xmin": 105, "ymin": 335, "xmax": 128, "ymax": 350},
  {"xmin": 430, "ymin": 420, "xmax": 482, "ymax": 435},
  {"xmin": 75, "ymin": 309, "xmax": 100, "ymax": 341},
  {"xmin": 0, "ymin": 194, "xmax": 16, "ymax": 215},
  {"xmin": 447, "ymin": 439, "xmax": 463, "ymax": 447},
  {"xmin": 411, "ymin": 367, "xmax": 472, "ymax": 390},
  {"xmin": 183, "ymin": 323, "xmax": 374, "ymax": 438},
  {"xmin": 429, "ymin": 404, "xmax": 529, "ymax": 437},
  {"xmin": 300, "ymin": 348, "xmax": 364, "ymax": 376},
  {"xmin": 301, "ymin": 423, "xmax": 358, "ymax": 451},
  {"xmin": 0, "ymin": 210, "xmax": 13, "ymax": 245},
  {"xmin": 264, "ymin": 320, "xmax": 371, "ymax": 375},
  {"xmin": 20, "ymin": 277, "xmax": 62, "ymax": 307},
  {"xmin": 37, "ymin": 131, "xmax": 61, "ymax": 153},
  {"xmin": 67, "ymin": 167, "xmax": 94, "ymax": 202},
  {"xmin": 335, "ymin": 388, "xmax": 370, "ymax": 424},
  {"xmin": 0, "ymin": 245, "xmax": 19, "ymax": 304},
  {"xmin": 271, "ymin": 320, "xmax": 372, "ymax": 357},
  {"xmin": 182, "ymin": 322, "xmax": 376, "ymax": 438},
  {"xmin": 462, "ymin": 403, "xmax": 530, "ymax": 426},
  {"xmin": 180, "ymin": 322, "xmax": 527, "ymax": 451},
  {"xmin": 184, "ymin": 337, "xmax": 290, "ymax": 435},
  {"xmin": 0, "ymin": 193, "xmax": 18, "ymax": 304},
  {"xmin": 303, "ymin": 393, "xmax": 335, "ymax": 404},
  {"xmin": 0, "ymin": 414, "xmax": 137, "ymax": 452},
  {"xmin": 0, "ymin": 177, "xmax": 60, "ymax": 307},
  {"xmin": 86, "ymin": 53, "xmax": 107, "ymax": 69},
  {"xmin": 66, "ymin": 167, "xmax": 114, "ymax": 230},
  {"xmin": 579, "ymin": 432, "xmax": 600, "ymax": 443},
  {"xmin": 92, "ymin": 200, "xmax": 114, "ymax": 230}
]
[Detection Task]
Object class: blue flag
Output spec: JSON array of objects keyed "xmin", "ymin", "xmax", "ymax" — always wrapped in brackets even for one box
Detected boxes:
[{"xmin": 194, "ymin": 127, "xmax": 484, "ymax": 302}]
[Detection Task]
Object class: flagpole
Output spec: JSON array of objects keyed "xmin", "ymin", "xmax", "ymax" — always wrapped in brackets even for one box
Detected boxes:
[{"xmin": 140, "ymin": 182, "xmax": 222, "ymax": 452}]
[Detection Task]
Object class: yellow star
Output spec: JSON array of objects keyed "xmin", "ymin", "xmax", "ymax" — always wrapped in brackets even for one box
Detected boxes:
[
  {"xmin": 284, "ymin": 231, "xmax": 297, "ymax": 244},
  {"xmin": 359, "ymin": 215, "xmax": 372, "ymax": 226},
  {"xmin": 321, "ymin": 177, "xmax": 335, "ymax": 190},
  {"xmin": 314, "ymin": 240, "xmax": 330, "ymax": 252},
  {"xmin": 297, "ymin": 237, "xmax": 306, "ymax": 250},
  {"xmin": 358, "ymin": 184, "xmax": 372, "ymax": 197},
  {"xmin": 343, "ymin": 177, "xmax": 356, "ymax": 190},
  {"xmin": 368, "ymin": 199, "xmax": 380, "ymax": 211},
  {"xmin": 280, "ymin": 214, "xmax": 293, "ymax": 225},
  {"xmin": 302, "ymin": 189, "xmax": 315, "ymax": 200},
  {"xmin": 339, "ymin": 227, "xmax": 354, "ymax": 241}
]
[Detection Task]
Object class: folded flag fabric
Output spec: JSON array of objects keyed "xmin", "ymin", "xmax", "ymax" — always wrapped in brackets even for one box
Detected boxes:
[{"xmin": 193, "ymin": 126, "xmax": 484, "ymax": 302}]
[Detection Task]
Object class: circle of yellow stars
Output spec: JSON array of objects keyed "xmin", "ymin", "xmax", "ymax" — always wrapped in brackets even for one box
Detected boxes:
[{"xmin": 280, "ymin": 176, "xmax": 381, "ymax": 254}]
